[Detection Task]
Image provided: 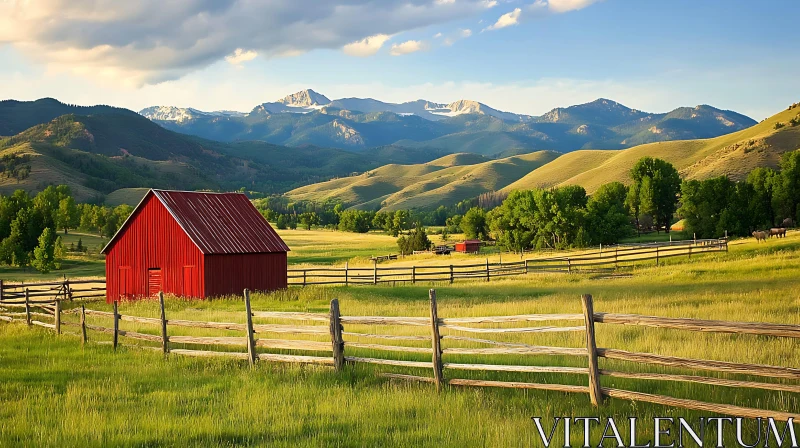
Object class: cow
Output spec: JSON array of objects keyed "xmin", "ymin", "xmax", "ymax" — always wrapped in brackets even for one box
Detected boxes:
[
  {"xmin": 769, "ymin": 228, "xmax": 787, "ymax": 238},
  {"xmin": 782, "ymin": 218, "xmax": 795, "ymax": 228},
  {"xmin": 752, "ymin": 231, "xmax": 768, "ymax": 242}
]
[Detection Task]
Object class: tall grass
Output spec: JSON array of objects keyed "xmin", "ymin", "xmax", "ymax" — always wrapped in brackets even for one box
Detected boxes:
[{"xmin": 1, "ymin": 234, "xmax": 799, "ymax": 446}]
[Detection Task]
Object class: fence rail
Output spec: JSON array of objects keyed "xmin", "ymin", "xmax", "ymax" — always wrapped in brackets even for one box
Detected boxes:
[
  {"xmin": 2, "ymin": 282, "xmax": 798, "ymax": 422},
  {"xmin": 0, "ymin": 239, "xmax": 728, "ymax": 300},
  {"xmin": 288, "ymin": 238, "xmax": 728, "ymax": 286}
]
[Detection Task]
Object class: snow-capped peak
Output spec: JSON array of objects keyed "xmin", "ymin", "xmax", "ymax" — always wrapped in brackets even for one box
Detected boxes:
[
  {"xmin": 277, "ymin": 89, "xmax": 331, "ymax": 107},
  {"xmin": 139, "ymin": 106, "xmax": 245, "ymax": 122}
]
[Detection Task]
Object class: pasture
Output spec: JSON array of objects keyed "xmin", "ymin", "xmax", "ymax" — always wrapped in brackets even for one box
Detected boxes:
[{"xmin": 1, "ymin": 232, "xmax": 799, "ymax": 446}]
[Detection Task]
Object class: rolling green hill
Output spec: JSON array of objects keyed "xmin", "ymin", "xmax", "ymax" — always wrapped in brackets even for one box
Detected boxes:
[
  {"xmin": 288, "ymin": 104, "xmax": 800, "ymax": 210},
  {"xmin": 0, "ymin": 108, "xmax": 446, "ymax": 202},
  {"xmin": 287, "ymin": 151, "xmax": 559, "ymax": 211},
  {"xmin": 505, "ymin": 104, "xmax": 800, "ymax": 193}
]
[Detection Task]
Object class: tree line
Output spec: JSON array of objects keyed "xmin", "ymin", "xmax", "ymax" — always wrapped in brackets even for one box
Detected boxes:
[{"xmin": 0, "ymin": 186, "xmax": 133, "ymax": 273}]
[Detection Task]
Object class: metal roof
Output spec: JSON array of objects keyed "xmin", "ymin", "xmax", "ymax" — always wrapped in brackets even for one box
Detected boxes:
[{"xmin": 103, "ymin": 189, "xmax": 290, "ymax": 255}]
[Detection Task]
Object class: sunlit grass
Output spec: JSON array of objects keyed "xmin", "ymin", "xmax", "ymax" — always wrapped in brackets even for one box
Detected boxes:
[{"xmin": 1, "ymin": 232, "xmax": 799, "ymax": 445}]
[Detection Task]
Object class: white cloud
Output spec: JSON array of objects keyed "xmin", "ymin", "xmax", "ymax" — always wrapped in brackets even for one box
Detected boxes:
[
  {"xmin": 434, "ymin": 32, "xmax": 443, "ymax": 38},
  {"xmin": 443, "ymin": 29, "xmax": 473, "ymax": 46},
  {"xmin": 483, "ymin": 0, "xmax": 499, "ymax": 7},
  {"xmin": 485, "ymin": 8, "xmax": 522, "ymax": 31},
  {"xmin": 342, "ymin": 34, "xmax": 391, "ymax": 57},
  {"xmin": 390, "ymin": 40, "xmax": 427, "ymax": 56},
  {"xmin": 225, "ymin": 49, "xmax": 258, "ymax": 66},
  {"xmin": 0, "ymin": 0, "xmax": 489, "ymax": 85},
  {"xmin": 546, "ymin": 0, "xmax": 602, "ymax": 13}
]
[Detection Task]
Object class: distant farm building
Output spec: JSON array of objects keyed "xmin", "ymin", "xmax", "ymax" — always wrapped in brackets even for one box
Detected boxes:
[
  {"xmin": 670, "ymin": 219, "xmax": 686, "ymax": 232},
  {"xmin": 102, "ymin": 189, "xmax": 289, "ymax": 302},
  {"xmin": 455, "ymin": 240, "xmax": 481, "ymax": 254}
]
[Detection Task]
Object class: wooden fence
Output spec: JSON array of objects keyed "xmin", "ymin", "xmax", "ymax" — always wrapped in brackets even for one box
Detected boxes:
[
  {"xmin": 0, "ymin": 279, "xmax": 105, "ymax": 303},
  {"xmin": 1, "ymin": 284, "xmax": 797, "ymax": 422},
  {"xmin": 288, "ymin": 238, "xmax": 728, "ymax": 286},
  {"xmin": 0, "ymin": 239, "xmax": 727, "ymax": 300}
]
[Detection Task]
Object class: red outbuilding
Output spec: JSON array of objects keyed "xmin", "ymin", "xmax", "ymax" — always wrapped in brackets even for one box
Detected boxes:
[
  {"xmin": 455, "ymin": 240, "xmax": 482, "ymax": 254},
  {"xmin": 102, "ymin": 189, "xmax": 290, "ymax": 302}
]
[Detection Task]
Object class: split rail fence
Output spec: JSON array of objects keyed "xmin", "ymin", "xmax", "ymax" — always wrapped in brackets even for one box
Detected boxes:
[
  {"xmin": 0, "ymin": 239, "xmax": 727, "ymax": 301},
  {"xmin": 288, "ymin": 238, "xmax": 727, "ymax": 286},
  {"xmin": 1, "ymin": 285, "xmax": 797, "ymax": 422}
]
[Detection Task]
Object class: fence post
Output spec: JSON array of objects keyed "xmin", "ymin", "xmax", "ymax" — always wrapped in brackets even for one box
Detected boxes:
[
  {"xmin": 345, "ymin": 262, "xmax": 349, "ymax": 286},
  {"xmin": 614, "ymin": 248, "xmax": 618, "ymax": 269},
  {"xmin": 449, "ymin": 265, "xmax": 454, "ymax": 284},
  {"xmin": 329, "ymin": 298, "xmax": 344, "ymax": 371},
  {"xmin": 159, "ymin": 292, "xmax": 169, "ymax": 355},
  {"xmin": 373, "ymin": 259, "xmax": 378, "ymax": 285},
  {"xmin": 54, "ymin": 299, "xmax": 61, "ymax": 335},
  {"xmin": 65, "ymin": 279, "xmax": 71, "ymax": 301},
  {"xmin": 656, "ymin": 247, "xmax": 659, "ymax": 266},
  {"xmin": 429, "ymin": 289, "xmax": 444, "ymax": 391},
  {"xmin": 581, "ymin": 294, "xmax": 603, "ymax": 407},
  {"xmin": 0, "ymin": 279, "xmax": 4, "ymax": 302},
  {"xmin": 524, "ymin": 259, "xmax": 529, "ymax": 275},
  {"xmin": 688, "ymin": 244, "xmax": 692, "ymax": 259},
  {"xmin": 599, "ymin": 243, "xmax": 603, "ymax": 259},
  {"xmin": 24, "ymin": 289, "xmax": 31, "ymax": 326},
  {"xmin": 567, "ymin": 258, "xmax": 572, "ymax": 274},
  {"xmin": 244, "ymin": 289, "xmax": 257, "ymax": 366},
  {"xmin": 112, "ymin": 301, "xmax": 119, "ymax": 350},
  {"xmin": 486, "ymin": 259, "xmax": 490, "ymax": 282},
  {"xmin": 80, "ymin": 304, "xmax": 87, "ymax": 346},
  {"xmin": 303, "ymin": 270, "xmax": 307, "ymax": 287}
]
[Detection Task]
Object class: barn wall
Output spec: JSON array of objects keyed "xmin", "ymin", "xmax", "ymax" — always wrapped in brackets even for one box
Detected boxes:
[
  {"xmin": 105, "ymin": 195, "xmax": 205, "ymax": 302},
  {"xmin": 204, "ymin": 252, "xmax": 287, "ymax": 297}
]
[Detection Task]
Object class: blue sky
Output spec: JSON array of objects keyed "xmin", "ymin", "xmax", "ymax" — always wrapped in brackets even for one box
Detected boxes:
[{"xmin": 1, "ymin": 0, "xmax": 798, "ymax": 119}]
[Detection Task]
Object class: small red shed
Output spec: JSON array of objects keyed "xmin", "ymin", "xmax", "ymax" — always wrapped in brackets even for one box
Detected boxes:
[
  {"xmin": 455, "ymin": 240, "xmax": 481, "ymax": 253},
  {"xmin": 102, "ymin": 189, "xmax": 290, "ymax": 302}
]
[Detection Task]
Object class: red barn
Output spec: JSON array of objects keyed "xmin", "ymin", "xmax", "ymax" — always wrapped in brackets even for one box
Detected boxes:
[
  {"xmin": 455, "ymin": 240, "xmax": 481, "ymax": 253},
  {"xmin": 102, "ymin": 189, "xmax": 289, "ymax": 302}
]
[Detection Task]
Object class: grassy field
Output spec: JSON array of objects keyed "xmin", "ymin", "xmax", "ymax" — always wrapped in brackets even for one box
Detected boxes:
[{"xmin": 1, "ymin": 233, "xmax": 799, "ymax": 446}]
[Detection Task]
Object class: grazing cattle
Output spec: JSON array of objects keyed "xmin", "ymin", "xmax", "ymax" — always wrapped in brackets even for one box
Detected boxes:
[
  {"xmin": 769, "ymin": 228, "xmax": 787, "ymax": 238},
  {"xmin": 752, "ymin": 231, "xmax": 767, "ymax": 242},
  {"xmin": 782, "ymin": 218, "xmax": 795, "ymax": 228}
]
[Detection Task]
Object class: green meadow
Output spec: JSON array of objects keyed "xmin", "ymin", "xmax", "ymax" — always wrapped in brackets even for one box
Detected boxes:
[{"xmin": 1, "ymin": 232, "xmax": 799, "ymax": 446}]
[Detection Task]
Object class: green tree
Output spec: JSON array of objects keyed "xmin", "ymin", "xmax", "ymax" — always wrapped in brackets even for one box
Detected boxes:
[
  {"xmin": 338, "ymin": 210, "xmax": 371, "ymax": 233},
  {"xmin": 276, "ymin": 214, "xmax": 288, "ymax": 230},
  {"xmin": 460, "ymin": 207, "xmax": 489, "ymax": 240},
  {"xmin": 299, "ymin": 212, "xmax": 320, "ymax": 230},
  {"xmin": 56, "ymin": 196, "xmax": 79, "ymax": 234},
  {"xmin": 32, "ymin": 227, "xmax": 57, "ymax": 273},
  {"xmin": 397, "ymin": 223, "xmax": 432, "ymax": 255},
  {"xmin": 628, "ymin": 157, "xmax": 681, "ymax": 233},
  {"xmin": 747, "ymin": 167, "xmax": 778, "ymax": 227},
  {"xmin": 389, "ymin": 210, "xmax": 410, "ymax": 237},
  {"xmin": 772, "ymin": 151, "xmax": 800, "ymax": 224},
  {"xmin": 586, "ymin": 182, "xmax": 632, "ymax": 244}
]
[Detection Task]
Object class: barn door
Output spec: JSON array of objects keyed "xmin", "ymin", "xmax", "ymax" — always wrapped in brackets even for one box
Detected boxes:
[
  {"xmin": 118, "ymin": 266, "xmax": 131, "ymax": 300},
  {"xmin": 148, "ymin": 268, "xmax": 162, "ymax": 297},
  {"xmin": 183, "ymin": 265, "xmax": 196, "ymax": 297}
]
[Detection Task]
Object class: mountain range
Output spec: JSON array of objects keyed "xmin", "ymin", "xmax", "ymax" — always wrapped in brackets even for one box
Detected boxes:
[
  {"xmin": 1, "ymin": 95, "xmax": 794, "ymax": 211},
  {"xmin": 288, "ymin": 105, "xmax": 800, "ymax": 211},
  {"xmin": 139, "ymin": 90, "xmax": 757, "ymax": 156},
  {"xmin": 0, "ymin": 99, "xmax": 446, "ymax": 201}
]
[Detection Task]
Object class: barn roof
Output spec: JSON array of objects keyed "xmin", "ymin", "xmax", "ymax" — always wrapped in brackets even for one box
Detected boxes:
[{"xmin": 102, "ymin": 189, "xmax": 290, "ymax": 255}]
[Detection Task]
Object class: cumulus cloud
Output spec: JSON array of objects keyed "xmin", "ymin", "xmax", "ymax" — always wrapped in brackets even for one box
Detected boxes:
[
  {"xmin": 390, "ymin": 40, "xmax": 428, "ymax": 56},
  {"xmin": 342, "ymin": 34, "xmax": 391, "ymax": 57},
  {"xmin": 483, "ymin": 0, "xmax": 499, "ymax": 7},
  {"xmin": 545, "ymin": 0, "xmax": 602, "ymax": 13},
  {"xmin": 485, "ymin": 0, "xmax": 602, "ymax": 31},
  {"xmin": 225, "ymin": 48, "xmax": 258, "ymax": 66},
  {"xmin": 0, "ymin": 0, "xmax": 489, "ymax": 85},
  {"xmin": 485, "ymin": 8, "xmax": 522, "ymax": 30}
]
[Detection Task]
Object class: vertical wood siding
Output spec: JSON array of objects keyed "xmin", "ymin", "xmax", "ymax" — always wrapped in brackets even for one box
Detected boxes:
[
  {"xmin": 204, "ymin": 252, "xmax": 287, "ymax": 297},
  {"xmin": 105, "ymin": 195, "xmax": 205, "ymax": 302}
]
